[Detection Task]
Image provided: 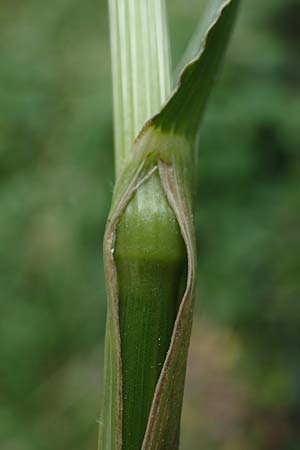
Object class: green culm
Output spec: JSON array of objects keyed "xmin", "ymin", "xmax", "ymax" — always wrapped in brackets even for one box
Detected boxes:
[{"xmin": 98, "ymin": 1, "xmax": 240, "ymax": 449}]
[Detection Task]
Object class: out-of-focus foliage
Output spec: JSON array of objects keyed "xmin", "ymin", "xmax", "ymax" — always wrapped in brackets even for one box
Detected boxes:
[{"xmin": 0, "ymin": 1, "xmax": 299, "ymax": 449}]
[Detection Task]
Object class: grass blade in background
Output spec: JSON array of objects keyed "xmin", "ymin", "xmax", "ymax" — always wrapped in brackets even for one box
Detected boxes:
[{"xmin": 99, "ymin": 1, "xmax": 239, "ymax": 449}]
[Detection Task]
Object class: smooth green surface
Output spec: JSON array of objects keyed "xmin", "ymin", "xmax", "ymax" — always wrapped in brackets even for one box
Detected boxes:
[{"xmin": 115, "ymin": 172, "xmax": 186, "ymax": 450}]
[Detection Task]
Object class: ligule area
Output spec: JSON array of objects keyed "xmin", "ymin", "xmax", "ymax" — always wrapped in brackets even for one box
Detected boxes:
[{"xmin": 114, "ymin": 170, "xmax": 187, "ymax": 450}]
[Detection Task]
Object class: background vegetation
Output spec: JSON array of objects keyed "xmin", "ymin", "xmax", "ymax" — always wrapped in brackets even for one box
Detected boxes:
[{"xmin": 1, "ymin": 0, "xmax": 299, "ymax": 449}]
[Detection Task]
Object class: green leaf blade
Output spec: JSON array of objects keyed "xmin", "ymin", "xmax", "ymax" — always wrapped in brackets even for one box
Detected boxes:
[{"xmin": 154, "ymin": 0, "xmax": 240, "ymax": 137}]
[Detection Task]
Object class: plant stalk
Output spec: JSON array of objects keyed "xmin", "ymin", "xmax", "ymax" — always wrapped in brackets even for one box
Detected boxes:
[
  {"xmin": 104, "ymin": 1, "xmax": 187, "ymax": 449},
  {"xmin": 109, "ymin": 0, "xmax": 171, "ymax": 177},
  {"xmin": 99, "ymin": 1, "xmax": 240, "ymax": 448}
]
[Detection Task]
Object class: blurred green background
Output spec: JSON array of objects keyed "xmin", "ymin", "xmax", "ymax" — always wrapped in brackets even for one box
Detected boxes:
[{"xmin": 1, "ymin": 0, "xmax": 299, "ymax": 449}]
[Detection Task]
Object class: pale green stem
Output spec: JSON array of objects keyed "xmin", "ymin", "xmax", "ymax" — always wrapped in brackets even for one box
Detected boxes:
[
  {"xmin": 109, "ymin": 0, "xmax": 171, "ymax": 177},
  {"xmin": 107, "ymin": 2, "xmax": 184, "ymax": 449}
]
